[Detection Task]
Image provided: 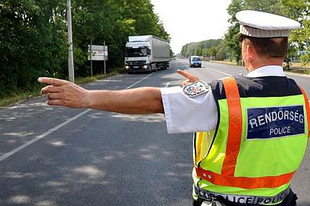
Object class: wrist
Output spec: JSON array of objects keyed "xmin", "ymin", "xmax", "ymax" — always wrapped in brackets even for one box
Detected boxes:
[{"xmin": 84, "ymin": 90, "xmax": 94, "ymax": 108}]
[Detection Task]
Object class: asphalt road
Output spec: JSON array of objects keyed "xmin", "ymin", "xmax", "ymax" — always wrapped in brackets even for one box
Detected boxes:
[{"xmin": 0, "ymin": 59, "xmax": 309, "ymax": 206}]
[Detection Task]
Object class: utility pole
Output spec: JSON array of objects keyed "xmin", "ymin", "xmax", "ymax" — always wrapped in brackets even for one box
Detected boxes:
[
  {"xmin": 103, "ymin": 41, "xmax": 106, "ymax": 75},
  {"xmin": 67, "ymin": 0, "xmax": 75, "ymax": 82},
  {"xmin": 90, "ymin": 40, "xmax": 93, "ymax": 77}
]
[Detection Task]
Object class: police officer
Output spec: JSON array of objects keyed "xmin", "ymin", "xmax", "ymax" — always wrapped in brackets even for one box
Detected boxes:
[{"xmin": 39, "ymin": 10, "xmax": 310, "ymax": 206}]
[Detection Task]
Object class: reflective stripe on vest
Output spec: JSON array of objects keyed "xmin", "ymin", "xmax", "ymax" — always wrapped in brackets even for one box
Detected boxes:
[
  {"xmin": 221, "ymin": 77, "xmax": 242, "ymax": 176},
  {"xmin": 195, "ymin": 167, "xmax": 295, "ymax": 189},
  {"xmin": 196, "ymin": 77, "xmax": 306, "ymax": 189},
  {"xmin": 195, "ymin": 185, "xmax": 291, "ymax": 204},
  {"xmin": 299, "ymin": 86, "xmax": 310, "ymax": 137}
]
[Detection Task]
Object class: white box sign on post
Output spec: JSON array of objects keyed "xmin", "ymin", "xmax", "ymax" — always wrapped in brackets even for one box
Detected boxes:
[{"xmin": 88, "ymin": 45, "xmax": 108, "ymax": 61}]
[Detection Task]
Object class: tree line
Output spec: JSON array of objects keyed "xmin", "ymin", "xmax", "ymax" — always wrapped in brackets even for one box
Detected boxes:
[
  {"xmin": 0, "ymin": 0, "xmax": 170, "ymax": 99},
  {"xmin": 181, "ymin": 39, "xmax": 230, "ymax": 61},
  {"xmin": 181, "ymin": 0, "xmax": 309, "ymax": 66}
]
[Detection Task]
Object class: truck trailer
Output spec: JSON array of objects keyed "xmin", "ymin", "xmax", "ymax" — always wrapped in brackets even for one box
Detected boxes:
[{"xmin": 124, "ymin": 35, "xmax": 170, "ymax": 73}]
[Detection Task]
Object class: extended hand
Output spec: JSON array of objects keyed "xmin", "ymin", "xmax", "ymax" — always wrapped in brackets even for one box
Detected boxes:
[
  {"xmin": 38, "ymin": 77, "xmax": 90, "ymax": 108},
  {"xmin": 177, "ymin": 69, "xmax": 200, "ymax": 87}
]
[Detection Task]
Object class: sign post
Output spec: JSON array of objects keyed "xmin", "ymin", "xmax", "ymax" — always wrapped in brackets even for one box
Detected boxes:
[{"xmin": 88, "ymin": 43, "xmax": 108, "ymax": 76}]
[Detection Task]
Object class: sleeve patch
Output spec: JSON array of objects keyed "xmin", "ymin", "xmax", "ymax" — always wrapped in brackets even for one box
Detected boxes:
[{"xmin": 183, "ymin": 81, "xmax": 209, "ymax": 98}]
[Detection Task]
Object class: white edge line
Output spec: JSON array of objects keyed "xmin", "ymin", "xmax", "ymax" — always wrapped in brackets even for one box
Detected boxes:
[
  {"xmin": 0, "ymin": 109, "xmax": 90, "ymax": 162},
  {"xmin": 0, "ymin": 73, "xmax": 154, "ymax": 163},
  {"xmin": 207, "ymin": 67, "xmax": 233, "ymax": 76},
  {"xmin": 126, "ymin": 73, "xmax": 154, "ymax": 89}
]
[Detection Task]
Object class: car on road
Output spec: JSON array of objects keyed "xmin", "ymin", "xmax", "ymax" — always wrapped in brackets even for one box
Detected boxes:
[{"xmin": 189, "ymin": 56, "xmax": 202, "ymax": 67}]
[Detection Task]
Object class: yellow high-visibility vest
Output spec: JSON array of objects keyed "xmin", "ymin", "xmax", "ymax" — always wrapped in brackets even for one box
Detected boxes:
[{"xmin": 193, "ymin": 76, "xmax": 309, "ymax": 203}]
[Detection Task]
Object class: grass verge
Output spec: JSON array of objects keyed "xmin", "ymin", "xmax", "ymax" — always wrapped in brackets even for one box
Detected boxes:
[
  {"xmin": 0, "ymin": 87, "xmax": 42, "ymax": 108},
  {"xmin": 0, "ymin": 68, "xmax": 125, "ymax": 108},
  {"xmin": 75, "ymin": 67, "xmax": 125, "ymax": 84}
]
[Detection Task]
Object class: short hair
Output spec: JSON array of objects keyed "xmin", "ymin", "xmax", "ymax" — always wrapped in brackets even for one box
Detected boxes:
[{"xmin": 240, "ymin": 35, "xmax": 288, "ymax": 59}]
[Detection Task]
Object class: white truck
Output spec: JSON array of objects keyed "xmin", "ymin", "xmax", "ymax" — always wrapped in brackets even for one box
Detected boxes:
[{"xmin": 124, "ymin": 35, "xmax": 170, "ymax": 73}]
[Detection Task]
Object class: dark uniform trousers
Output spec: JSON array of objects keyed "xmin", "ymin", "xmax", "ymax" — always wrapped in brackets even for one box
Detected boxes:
[{"xmin": 193, "ymin": 190, "xmax": 297, "ymax": 206}]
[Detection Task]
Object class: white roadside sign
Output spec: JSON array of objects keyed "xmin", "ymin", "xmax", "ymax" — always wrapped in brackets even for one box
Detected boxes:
[{"xmin": 88, "ymin": 45, "xmax": 108, "ymax": 61}]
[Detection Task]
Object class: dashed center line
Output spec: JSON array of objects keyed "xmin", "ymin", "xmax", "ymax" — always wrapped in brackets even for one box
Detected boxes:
[{"xmin": 206, "ymin": 67, "xmax": 233, "ymax": 76}]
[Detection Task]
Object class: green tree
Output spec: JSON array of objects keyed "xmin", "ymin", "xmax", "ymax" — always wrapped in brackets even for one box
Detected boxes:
[
  {"xmin": 224, "ymin": 0, "xmax": 243, "ymax": 64},
  {"xmin": 225, "ymin": 0, "xmax": 309, "ymax": 66},
  {"xmin": 281, "ymin": 0, "xmax": 310, "ymax": 64},
  {"xmin": 0, "ymin": 0, "xmax": 170, "ymax": 98},
  {"xmin": 0, "ymin": 0, "xmax": 67, "ymax": 98},
  {"xmin": 216, "ymin": 42, "xmax": 231, "ymax": 61},
  {"xmin": 244, "ymin": 0, "xmax": 283, "ymax": 15},
  {"xmin": 181, "ymin": 39, "xmax": 222, "ymax": 58},
  {"xmin": 223, "ymin": 26, "xmax": 242, "ymax": 64},
  {"xmin": 71, "ymin": 0, "xmax": 170, "ymax": 72}
]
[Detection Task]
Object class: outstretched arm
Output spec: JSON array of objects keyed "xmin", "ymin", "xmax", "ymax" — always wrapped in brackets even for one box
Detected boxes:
[{"xmin": 38, "ymin": 77, "xmax": 163, "ymax": 114}]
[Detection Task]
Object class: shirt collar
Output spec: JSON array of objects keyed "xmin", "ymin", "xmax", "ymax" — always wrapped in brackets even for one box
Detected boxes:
[{"xmin": 246, "ymin": 65, "xmax": 286, "ymax": 77}]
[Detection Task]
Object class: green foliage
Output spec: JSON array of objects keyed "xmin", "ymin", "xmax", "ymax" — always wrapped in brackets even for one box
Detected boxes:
[
  {"xmin": 0, "ymin": 0, "xmax": 169, "ymax": 99},
  {"xmin": 0, "ymin": 0, "xmax": 67, "ymax": 98},
  {"xmin": 224, "ymin": 0, "xmax": 285, "ymax": 65},
  {"xmin": 223, "ymin": 25, "xmax": 242, "ymax": 64},
  {"xmin": 181, "ymin": 39, "xmax": 222, "ymax": 58},
  {"xmin": 227, "ymin": 0, "xmax": 243, "ymax": 24},
  {"xmin": 180, "ymin": 39, "xmax": 233, "ymax": 62},
  {"xmin": 281, "ymin": 0, "xmax": 310, "ymax": 64},
  {"xmin": 223, "ymin": 0, "xmax": 309, "ymax": 65},
  {"xmin": 243, "ymin": 0, "xmax": 283, "ymax": 15}
]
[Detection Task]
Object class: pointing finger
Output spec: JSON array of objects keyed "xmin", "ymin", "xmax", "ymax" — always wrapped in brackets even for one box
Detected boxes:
[
  {"xmin": 177, "ymin": 70, "xmax": 200, "ymax": 82},
  {"xmin": 38, "ymin": 77, "xmax": 69, "ymax": 86}
]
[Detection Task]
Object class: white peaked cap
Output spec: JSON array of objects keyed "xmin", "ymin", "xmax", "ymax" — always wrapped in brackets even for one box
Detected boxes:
[{"xmin": 236, "ymin": 10, "xmax": 301, "ymax": 38}]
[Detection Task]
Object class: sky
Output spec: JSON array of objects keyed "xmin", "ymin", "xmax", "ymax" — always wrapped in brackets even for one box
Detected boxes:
[{"xmin": 150, "ymin": 0, "xmax": 232, "ymax": 54}]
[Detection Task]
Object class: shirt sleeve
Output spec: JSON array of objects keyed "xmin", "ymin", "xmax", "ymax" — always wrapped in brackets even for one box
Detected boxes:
[{"xmin": 160, "ymin": 86, "xmax": 218, "ymax": 134}]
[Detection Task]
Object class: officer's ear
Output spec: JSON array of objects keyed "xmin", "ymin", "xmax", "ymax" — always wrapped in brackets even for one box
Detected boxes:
[{"xmin": 245, "ymin": 44, "xmax": 256, "ymax": 62}]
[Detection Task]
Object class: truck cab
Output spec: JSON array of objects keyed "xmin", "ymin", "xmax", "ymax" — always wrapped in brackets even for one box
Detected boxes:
[{"xmin": 124, "ymin": 41, "xmax": 152, "ymax": 72}]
